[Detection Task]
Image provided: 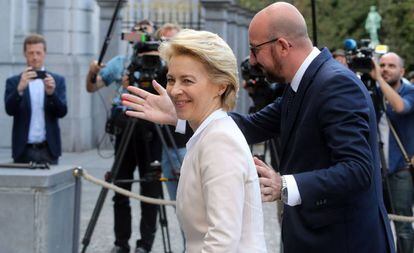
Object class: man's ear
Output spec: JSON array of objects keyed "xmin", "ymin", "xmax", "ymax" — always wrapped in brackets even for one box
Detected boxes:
[{"xmin": 278, "ymin": 38, "xmax": 292, "ymax": 54}]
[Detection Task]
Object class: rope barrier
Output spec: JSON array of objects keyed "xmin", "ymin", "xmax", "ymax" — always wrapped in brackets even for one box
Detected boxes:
[
  {"xmin": 388, "ymin": 214, "xmax": 414, "ymax": 223},
  {"xmin": 73, "ymin": 168, "xmax": 414, "ymax": 222},
  {"xmin": 73, "ymin": 168, "xmax": 176, "ymax": 206}
]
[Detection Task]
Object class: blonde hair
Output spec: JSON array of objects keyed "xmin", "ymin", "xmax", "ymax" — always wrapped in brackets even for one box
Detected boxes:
[{"xmin": 159, "ymin": 29, "xmax": 239, "ymax": 111}]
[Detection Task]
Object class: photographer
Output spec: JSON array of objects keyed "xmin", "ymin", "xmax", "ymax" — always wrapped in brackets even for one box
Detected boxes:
[
  {"xmin": 4, "ymin": 34, "xmax": 67, "ymax": 165},
  {"xmin": 370, "ymin": 52, "xmax": 414, "ymax": 253},
  {"xmin": 86, "ymin": 20, "xmax": 161, "ymax": 253}
]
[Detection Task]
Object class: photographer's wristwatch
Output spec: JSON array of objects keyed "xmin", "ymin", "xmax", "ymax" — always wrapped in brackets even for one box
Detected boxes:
[{"xmin": 281, "ymin": 176, "xmax": 288, "ymax": 204}]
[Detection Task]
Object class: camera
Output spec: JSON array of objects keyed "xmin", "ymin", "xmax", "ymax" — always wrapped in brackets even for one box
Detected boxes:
[
  {"xmin": 240, "ymin": 57, "xmax": 283, "ymax": 112},
  {"xmin": 124, "ymin": 31, "xmax": 167, "ymax": 93},
  {"xmin": 35, "ymin": 70, "xmax": 47, "ymax": 79},
  {"xmin": 344, "ymin": 38, "xmax": 374, "ymax": 74},
  {"xmin": 240, "ymin": 56, "xmax": 267, "ymax": 88}
]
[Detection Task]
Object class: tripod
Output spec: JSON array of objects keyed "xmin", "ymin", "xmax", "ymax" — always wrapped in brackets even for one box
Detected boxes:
[
  {"xmin": 81, "ymin": 117, "xmax": 180, "ymax": 253},
  {"xmin": 114, "ymin": 160, "xmax": 175, "ymax": 253}
]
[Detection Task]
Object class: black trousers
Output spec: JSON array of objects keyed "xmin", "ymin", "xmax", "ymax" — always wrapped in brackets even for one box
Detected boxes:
[
  {"xmin": 14, "ymin": 142, "xmax": 58, "ymax": 165},
  {"xmin": 113, "ymin": 121, "xmax": 162, "ymax": 251}
]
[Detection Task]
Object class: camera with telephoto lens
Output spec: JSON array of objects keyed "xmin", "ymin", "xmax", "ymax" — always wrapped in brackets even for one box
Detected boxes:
[
  {"xmin": 122, "ymin": 29, "xmax": 167, "ymax": 93},
  {"xmin": 343, "ymin": 38, "xmax": 388, "ymax": 115},
  {"xmin": 240, "ymin": 57, "xmax": 283, "ymax": 112}
]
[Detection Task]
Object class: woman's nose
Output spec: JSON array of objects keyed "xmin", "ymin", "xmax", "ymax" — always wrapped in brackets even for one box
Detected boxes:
[{"xmin": 169, "ymin": 84, "xmax": 183, "ymax": 98}]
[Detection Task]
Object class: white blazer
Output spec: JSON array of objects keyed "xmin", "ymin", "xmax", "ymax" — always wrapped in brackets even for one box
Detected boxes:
[{"xmin": 176, "ymin": 110, "xmax": 267, "ymax": 253}]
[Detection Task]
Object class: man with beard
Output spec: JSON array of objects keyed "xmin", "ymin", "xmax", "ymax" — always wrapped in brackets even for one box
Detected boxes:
[
  {"xmin": 120, "ymin": 2, "xmax": 395, "ymax": 252},
  {"xmin": 370, "ymin": 52, "xmax": 414, "ymax": 253}
]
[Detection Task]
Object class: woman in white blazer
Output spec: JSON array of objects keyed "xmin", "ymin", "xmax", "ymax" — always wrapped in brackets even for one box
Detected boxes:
[{"xmin": 123, "ymin": 29, "xmax": 267, "ymax": 253}]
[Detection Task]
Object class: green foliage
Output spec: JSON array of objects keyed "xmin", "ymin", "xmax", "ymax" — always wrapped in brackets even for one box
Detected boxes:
[
  {"xmin": 293, "ymin": 0, "xmax": 414, "ymax": 71},
  {"xmin": 236, "ymin": 0, "xmax": 275, "ymax": 11}
]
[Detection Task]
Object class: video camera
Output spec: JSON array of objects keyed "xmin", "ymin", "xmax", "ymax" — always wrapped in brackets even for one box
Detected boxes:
[
  {"xmin": 240, "ymin": 57, "xmax": 267, "ymax": 88},
  {"xmin": 240, "ymin": 57, "xmax": 283, "ymax": 112},
  {"xmin": 344, "ymin": 38, "xmax": 374, "ymax": 74},
  {"xmin": 122, "ymin": 29, "xmax": 167, "ymax": 93}
]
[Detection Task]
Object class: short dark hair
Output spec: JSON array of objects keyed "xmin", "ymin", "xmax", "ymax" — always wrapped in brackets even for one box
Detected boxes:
[
  {"xmin": 132, "ymin": 19, "xmax": 155, "ymax": 33},
  {"xmin": 136, "ymin": 19, "xmax": 153, "ymax": 27},
  {"xmin": 332, "ymin": 49, "xmax": 345, "ymax": 58},
  {"xmin": 23, "ymin": 34, "xmax": 47, "ymax": 52}
]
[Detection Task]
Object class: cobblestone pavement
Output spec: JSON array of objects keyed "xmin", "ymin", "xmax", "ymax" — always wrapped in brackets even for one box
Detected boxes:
[{"xmin": 0, "ymin": 148, "xmax": 281, "ymax": 253}]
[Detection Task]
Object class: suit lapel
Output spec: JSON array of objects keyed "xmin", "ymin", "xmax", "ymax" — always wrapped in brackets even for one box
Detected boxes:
[{"xmin": 279, "ymin": 48, "xmax": 332, "ymax": 161}]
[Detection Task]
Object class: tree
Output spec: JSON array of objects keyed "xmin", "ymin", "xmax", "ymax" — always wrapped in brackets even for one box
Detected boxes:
[
  {"xmin": 235, "ymin": 0, "xmax": 414, "ymax": 72},
  {"xmin": 293, "ymin": 0, "xmax": 414, "ymax": 72},
  {"xmin": 236, "ymin": 0, "xmax": 277, "ymax": 11}
]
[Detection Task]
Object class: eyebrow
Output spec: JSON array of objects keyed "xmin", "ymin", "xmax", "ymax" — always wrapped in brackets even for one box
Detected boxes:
[
  {"xmin": 167, "ymin": 74, "xmax": 196, "ymax": 79},
  {"xmin": 380, "ymin": 63, "xmax": 397, "ymax": 67}
]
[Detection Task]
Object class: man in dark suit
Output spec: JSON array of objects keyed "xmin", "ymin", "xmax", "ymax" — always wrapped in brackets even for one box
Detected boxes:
[
  {"xmin": 230, "ymin": 2, "xmax": 394, "ymax": 252},
  {"xmin": 4, "ymin": 34, "xmax": 67, "ymax": 165},
  {"xmin": 120, "ymin": 2, "xmax": 395, "ymax": 252}
]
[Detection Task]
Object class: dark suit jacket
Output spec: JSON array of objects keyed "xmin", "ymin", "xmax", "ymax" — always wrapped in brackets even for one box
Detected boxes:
[
  {"xmin": 231, "ymin": 48, "xmax": 395, "ymax": 253},
  {"xmin": 4, "ymin": 72, "xmax": 67, "ymax": 160}
]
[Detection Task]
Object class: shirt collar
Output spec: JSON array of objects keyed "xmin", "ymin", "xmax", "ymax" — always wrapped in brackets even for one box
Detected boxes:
[
  {"xmin": 398, "ymin": 78, "xmax": 410, "ymax": 93},
  {"xmin": 186, "ymin": 109, "xmax": 227, "ymax": 150},
  {"xmin": 290, "ymin": 47, "xmax": 320, "ymax": 92}
]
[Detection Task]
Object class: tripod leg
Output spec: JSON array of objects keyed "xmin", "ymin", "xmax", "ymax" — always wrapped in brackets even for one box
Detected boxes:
[
  {"xmin": 81, "ymin": 119, "xmax": 137, "ymax": 253},
  {"xmin": 153, "ymin": 124, "xmax": 174, "ymax": 253},
  {"xmin": 158, "ymin": 188, "xmax": 173, "ymax": 253}
]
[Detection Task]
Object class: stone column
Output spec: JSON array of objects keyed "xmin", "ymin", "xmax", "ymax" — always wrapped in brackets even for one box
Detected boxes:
[
  {"xmin": 234, "ymin": 7, "xmax": 254, "ymax": 113},
  {"xmin": 41, "ymin": 0, "xmax": 102, "ymax": 151},
  {"xmin": 200, "ymin": 0, "xmax": 254, "ymax": 114},
  {"xmin": 200, "ymin": 0, "xmax": 233, "ymax": 40},
  {"xmin": 0, "ymin": 0, "xmax": 16, "ymax": 148}
]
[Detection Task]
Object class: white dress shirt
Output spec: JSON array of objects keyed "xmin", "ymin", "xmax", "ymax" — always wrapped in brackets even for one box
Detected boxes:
[
  {"xmin": 176, "ymin": 109, "xmax": 267, "ymax": 253},
  {"xmin": 27, "ymin": 77, "xmax": 46, "ymax": 144}
]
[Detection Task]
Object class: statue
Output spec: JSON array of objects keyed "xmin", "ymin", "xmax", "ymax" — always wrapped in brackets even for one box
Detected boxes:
[{"xmin": 365, "ymin": 5, "xmax": 382, "ymax": 47}]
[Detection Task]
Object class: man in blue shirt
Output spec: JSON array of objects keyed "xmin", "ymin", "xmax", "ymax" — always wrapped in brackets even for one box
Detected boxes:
[{"xmin": 371, "ymin": 52, "xmax": 414, "ymax": 253}]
